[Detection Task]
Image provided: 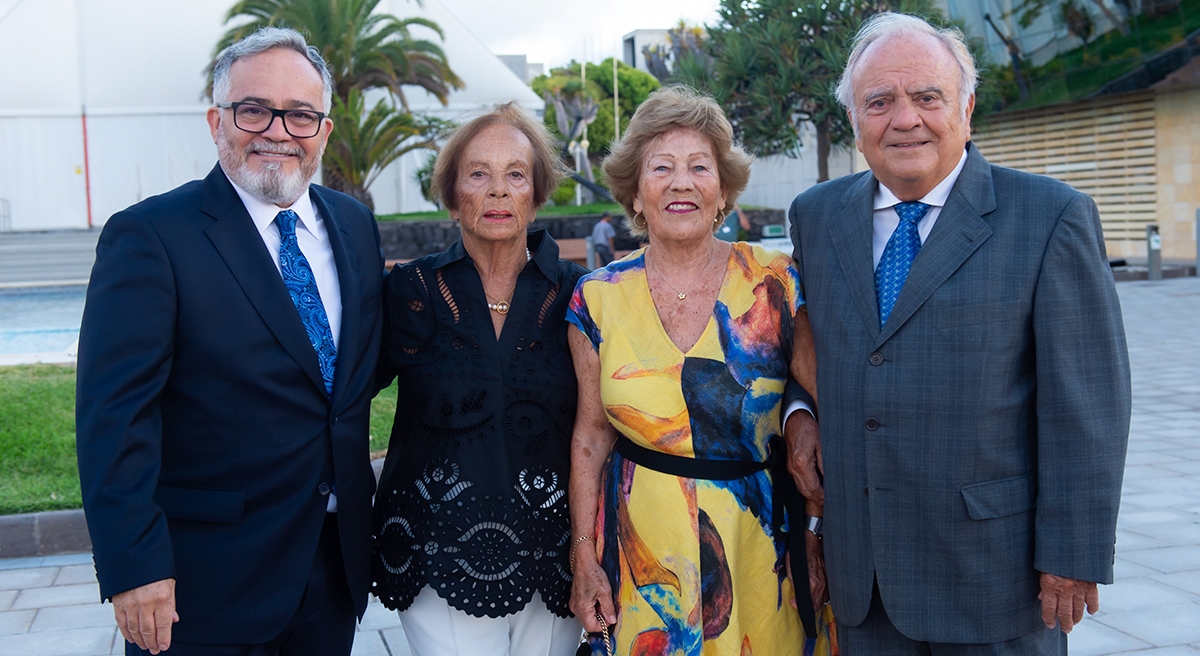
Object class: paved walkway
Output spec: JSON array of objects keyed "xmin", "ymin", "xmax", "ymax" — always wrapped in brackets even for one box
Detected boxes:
[
  {"xmin": 1, "ymin": 276, "xmax": 1198, "ymax": 655},
  {"xmin": 0, "ymin": 230, "xmax": 98, "ymax": 288}
]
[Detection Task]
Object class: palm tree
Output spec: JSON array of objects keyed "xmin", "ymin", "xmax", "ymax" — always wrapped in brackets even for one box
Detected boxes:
[
  {"xmin": 212, "ymin": 0, "xmax": 464, "ymax": 201},
  {"xmin": 323, "ymin": 88, "xmax": 451, "ymax": 209}
]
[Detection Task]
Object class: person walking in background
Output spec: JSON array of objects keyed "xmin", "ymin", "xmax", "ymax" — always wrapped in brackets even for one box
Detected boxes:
[
  {"xmin": 785, "ymin": 12, "xmax": 1131, "ymax": 654},
  {"xmin": 75, "ymin": 27, "xmax": 384, "ymax": 656},
  {"xmin": 715, "ymin": 204, "xmax": 750, "ymax": 242},
  {"xmin": 568, "ymin": 86, "xmax": 834, "ymax": 655},
  {"xmin": 371, "ymin": 103, "xmax": 585, "ymax": 656},
  {"xmin": 591, "ymin": 211, "xmax": 616, "ymax": 266}
]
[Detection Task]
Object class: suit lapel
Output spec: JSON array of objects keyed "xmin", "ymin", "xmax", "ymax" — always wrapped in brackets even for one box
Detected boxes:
[
  {"xmin": 200, "ymin": 165, "xmax": 327, "ymax": 395},
  {"xmin": 830, "ymin": 173, "xmax": 882, "ymax": 341},
  {"xmin": 311, "ymin": 188, "xmax": 361, "ymax": 409},
  {"xmin": 875, "ymin": 146, "xmax": 997, "ymax": 347}
]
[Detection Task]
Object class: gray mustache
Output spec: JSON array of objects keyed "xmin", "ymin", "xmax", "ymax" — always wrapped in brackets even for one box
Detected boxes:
[{"xmin": 245, "ymin": 143, "xmax": 304, "ymax": 157}]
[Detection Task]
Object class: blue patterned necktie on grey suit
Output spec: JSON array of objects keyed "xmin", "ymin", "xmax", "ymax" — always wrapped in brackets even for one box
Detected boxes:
[
  {"xmin": 875, "ymin": 201, "xmax": 931, "ymax": 327},
  {"xmin": 275, "ymin": 209, "xmax": 337, "ymax": 396}
]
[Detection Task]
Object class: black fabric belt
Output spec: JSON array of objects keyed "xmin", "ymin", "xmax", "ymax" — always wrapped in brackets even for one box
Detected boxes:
[
  {"xmin": 611, "ymin": 434, "xmax": 818, "ymax": 637},
  {"xmin": 613, "ymin": 435, "xmax": 773, "ymax": 480}
]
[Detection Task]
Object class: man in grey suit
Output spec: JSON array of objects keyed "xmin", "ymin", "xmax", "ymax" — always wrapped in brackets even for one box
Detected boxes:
[{"xmin": 784, "ymin": 12, "xmax": 1131, "ymax": 654}]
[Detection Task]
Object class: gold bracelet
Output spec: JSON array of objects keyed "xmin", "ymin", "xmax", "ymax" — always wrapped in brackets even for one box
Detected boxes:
[{"xmin": 569, "ymin": 534, "xmax": 595, "ymax": 572}]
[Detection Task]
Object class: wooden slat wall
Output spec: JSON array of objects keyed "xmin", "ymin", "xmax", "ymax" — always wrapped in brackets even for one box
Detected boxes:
[{"xmin": 972, "ymin": 91, "xmax": 1157, "ymax": 241}]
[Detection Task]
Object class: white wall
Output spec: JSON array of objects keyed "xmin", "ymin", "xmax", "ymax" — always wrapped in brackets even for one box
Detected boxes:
[{"xmin": 739, "ymin": 131, "xmax": 857, "ymax": 211}]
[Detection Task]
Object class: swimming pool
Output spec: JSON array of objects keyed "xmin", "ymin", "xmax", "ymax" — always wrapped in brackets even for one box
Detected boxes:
[{"xmin": 0, "ymin": 286, "xmax": 86, "ymax": 355}]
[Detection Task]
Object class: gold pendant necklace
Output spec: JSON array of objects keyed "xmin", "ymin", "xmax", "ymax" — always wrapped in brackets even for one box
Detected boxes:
[
  {"xmin": 484, "ymin": 247, "xmax": 531, "ymax": 314},
  {"xmin": 650, "ymin": 242, "xmax": 717, "ymax": 301}
]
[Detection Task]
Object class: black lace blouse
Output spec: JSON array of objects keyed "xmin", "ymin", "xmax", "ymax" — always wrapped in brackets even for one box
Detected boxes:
[{"xmin": 371, "ymin": 230, "xmax": 585, "ymax": 619}]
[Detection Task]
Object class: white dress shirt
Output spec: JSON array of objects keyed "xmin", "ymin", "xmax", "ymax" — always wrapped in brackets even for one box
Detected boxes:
[
  {"xmin": 228, "ymin": 174, "xmax": 343, "ymax": 511},
  {"xmin": 784, "ymin": 148, "xmax": 969, "ymax": 426}
]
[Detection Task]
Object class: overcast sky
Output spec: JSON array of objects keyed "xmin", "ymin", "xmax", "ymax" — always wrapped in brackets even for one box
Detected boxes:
[{"xmin": 437, "ymin": 0, "xmax": 721, "ymax": 70}]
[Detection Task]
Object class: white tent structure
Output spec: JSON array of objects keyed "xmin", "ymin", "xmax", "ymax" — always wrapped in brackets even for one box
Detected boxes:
[{"xmin": 0, "ymin": 0, "xmax": 541, "ymax": 232}]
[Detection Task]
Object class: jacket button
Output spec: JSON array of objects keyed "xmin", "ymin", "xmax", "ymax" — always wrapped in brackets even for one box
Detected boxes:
[
  {"xmin": 869, "ymin": 352, "xmax": 884, "ymax": 366},
  {"xmin": 331, "ymin": 416, "xmax": 339, "ymax": 426},
  {"xmin": 865, "ymin": 418, "xmax": 879, "ymax": 431},
  {"xmin": 318, "ymin": 482, "xmax": 332, "ymax": 496},
  {"xmin": 864, "ymin": 486, "xmax": 870, "ymax": 497}
]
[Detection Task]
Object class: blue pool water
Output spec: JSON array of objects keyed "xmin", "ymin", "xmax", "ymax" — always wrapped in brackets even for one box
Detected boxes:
[{"xmin": 0, "ymin": 286, "xmax": 86, "ymax": 355}]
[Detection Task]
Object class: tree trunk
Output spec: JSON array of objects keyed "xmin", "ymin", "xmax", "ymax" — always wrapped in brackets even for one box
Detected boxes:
[
  {"xmin": 321, "ymin": 163, "xmax": 375, "ymax": 211},
  {"xmin": 815, "ymin": 118, "xmax": 831, "ymax": 184},
  {"xmin": 1091, "ymin": 0, "xmax": 1131, "ymax": 36}
]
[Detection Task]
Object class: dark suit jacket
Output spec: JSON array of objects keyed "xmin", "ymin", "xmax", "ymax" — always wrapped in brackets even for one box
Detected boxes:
[
  {"xmin": 76, "ymin": 163, "xmax": 384, "ymax": 645},
  {"xmin": 787, "ymin": 144, "xmax": 1130, "ymax": 643}
]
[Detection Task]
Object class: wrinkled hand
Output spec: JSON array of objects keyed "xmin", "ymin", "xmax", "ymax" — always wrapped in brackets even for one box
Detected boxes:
[
  {"xmin": 784, "ymin": 411, "xmax": 823, "ymax": 502},
  {"xmin": 805, "ymin": 530, "xmax": 829, "ymax": 611},
  {"xmin": 112, "ymin": 578, "xmax": 178, "ymax": 654},
  {"xmin": 1039, "ymin": 573, "xmax": 1098, "ymax": 633},
  {"xmin": 571, "ymin": 557, "xmax": 616, "ymax": 632}
]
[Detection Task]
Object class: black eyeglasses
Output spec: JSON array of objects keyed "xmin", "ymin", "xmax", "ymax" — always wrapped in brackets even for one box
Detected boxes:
[{"xmin": 217, "ymin": 102, "xmax": 326, "ymax": 138}]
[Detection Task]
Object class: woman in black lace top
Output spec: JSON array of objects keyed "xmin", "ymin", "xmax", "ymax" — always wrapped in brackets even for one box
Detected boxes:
[{"xmin": 372, "ymin": 103, "xmax": 586, "ymax": 656}]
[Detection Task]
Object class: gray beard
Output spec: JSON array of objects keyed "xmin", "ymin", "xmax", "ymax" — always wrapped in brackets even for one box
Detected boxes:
[{"xmin": 217, "ymin": 129, "xmax": 320, "ymax": 206}]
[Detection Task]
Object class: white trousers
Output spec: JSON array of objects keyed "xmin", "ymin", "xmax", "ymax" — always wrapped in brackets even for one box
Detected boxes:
[{"xmin": 399, "ymin": 586, "xmax": 582, "ymax": 656}]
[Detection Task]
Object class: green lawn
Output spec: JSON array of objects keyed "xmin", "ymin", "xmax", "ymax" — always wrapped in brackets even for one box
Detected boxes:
[
  {"xmin": 0, "ymin": 365, "xmax": 80, "ymax": 514},
  {"xmin": 378, "ymin": 201, "xmax": 623, "ymax": 222},
  {"xmin": 0, "ymin": 365, "xmax": 400, "ymax": 515}
]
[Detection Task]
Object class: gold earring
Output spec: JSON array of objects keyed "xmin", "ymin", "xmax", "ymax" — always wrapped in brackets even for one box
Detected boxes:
[
  {"xmin": 714, "ymin": 209, "xmax": 727, "ymax": 228},
  {"xmin": 633, "ymin": 212, "xmax": 646, "ymax": 229}
]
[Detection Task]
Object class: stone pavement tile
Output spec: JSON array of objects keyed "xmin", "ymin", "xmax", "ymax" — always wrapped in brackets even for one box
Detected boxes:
[
  {"xmin": 29, "ymin": 602, "xmax": 115, "ymax": 632},
  {"xmin": 0, "ymin": 567, "xmax": 58, "ymax": 590},
  {"xmin": 1115, "ymin": 530, "xmax": 1172, "ymax": 551},
  {"xmin": 1099, "ymin": 577, "xmax": 1200, "ymax": 615},
  {"xmin": 358, "ymin": 600, "xmax": 402, "ymax": 630},
  {"xmin": 39, "ymin": 554, "xmax": 93, "ymax": 568},
  {"xmin": 11, "ymin": 583, "xmax": 100, "ymax": 610},
  {"xmin": 1121, "ymin": 492, "xmax": 1200, "ymax": 511},
  {"xmin": 1096, "ymin": 602, "xmax": 1200, "ymax": 646},
  {"xmin": 381, "ymin": 626, "xmax": 414, "ymax": 656},
  {"xmin": 1122, "ymin": 522, "xmax": 1200, "ymax": 546},
  {"xmin": 1113, "ymin": 558, "xmax": 1163, "ymax": 580},
  {"xmin": 0, "ymin": 589, "xmax": 15, "ymax": 611},
  {"xmin": 350, "ymin": 630, "xmax": 389, "ymax": 656},
  {"xmin": 1118, "ymin": 509, "xmax": 1197, "ymax": 527},
  {"xmin": 1154, "ymin": 570, "xmax": 1200, "ymax": 596},
  {"xmin": 0, "ymin": 609, "xmax": 36, "ymax": 636},
  {"xmin": 1121, "ymin": 547, "xmax": 1200, "ymax": 574},
  {"xmin": 0, "ymin": 558, "xmax": 45, "ymax": 571},
  {"xmin": 54, "ymin": 565, "xmax": 98, "ymax": 586},
  {"xmin": 0, "ymin": 626, "xmax": 116, "ymax": 656},
  {"xmin": 1108, "ymin": 646, "xmax": 1200, "ymax": 656},
  {"xmin": 1067, "ymin": 619, "xmax": 1152, "ymax": 656},
  {"xmin": 1125, "ymin": 451, "xmax": 1187, "ymax": 466}
]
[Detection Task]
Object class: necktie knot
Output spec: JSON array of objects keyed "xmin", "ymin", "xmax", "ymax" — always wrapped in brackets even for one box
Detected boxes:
[
  {"xmin": 275, "ymin": 209, "xmax": 300, "ymax": 237},
  {"xmin": 894, "ymin": 201, "xmax": 931, "ymax": 226}
]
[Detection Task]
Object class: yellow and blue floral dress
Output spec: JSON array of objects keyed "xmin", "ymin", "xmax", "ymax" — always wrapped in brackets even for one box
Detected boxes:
[{"xmin": 567, "ymin": 242, "xmax": 835, "ymax": 656}]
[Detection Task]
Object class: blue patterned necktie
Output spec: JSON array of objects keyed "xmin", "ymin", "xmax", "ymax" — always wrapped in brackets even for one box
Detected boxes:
[
  {"xmin": 275, "ymin": 210, "xmax": 337, "ymax": 396},
  {"xmin": 875, "ymin": 201, "xmax": 931, "ymax": 327}
]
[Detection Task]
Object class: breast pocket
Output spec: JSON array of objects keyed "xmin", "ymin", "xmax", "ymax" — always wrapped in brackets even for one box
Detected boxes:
[{"xmin": 937, "ymin": 300, "xmax": 1021, "ymax": 329}]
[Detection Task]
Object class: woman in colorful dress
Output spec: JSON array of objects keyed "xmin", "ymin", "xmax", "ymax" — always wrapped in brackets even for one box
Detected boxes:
[
  {"xmin": 566, "ymin": 86, "xmax": 834, "ymax": 655},
  {"xmin": 372, "ymin": 103, "xmax": 585, "ymax": 656}
]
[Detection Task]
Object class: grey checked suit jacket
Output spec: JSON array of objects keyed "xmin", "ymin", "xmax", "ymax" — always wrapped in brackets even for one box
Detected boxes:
[{"xmin": 788, "ymin": 144, "xmax": 1130, "ymax": 643}]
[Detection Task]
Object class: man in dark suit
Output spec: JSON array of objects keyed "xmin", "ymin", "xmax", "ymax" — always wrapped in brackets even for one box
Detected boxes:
[
  {"xmin": 784, "ymin": 12, "xmax": 1131, "ymax": 654},
  {"xmin": 76, "ymin": 27, "xmax": 383, "ymax": 656}
]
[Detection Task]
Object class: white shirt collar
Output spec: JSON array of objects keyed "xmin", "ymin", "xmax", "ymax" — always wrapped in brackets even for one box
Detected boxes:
[
  {"xmin": 873, "ymin": 147, "xmax": 969, "ymax": 211},
  {"xmin": 226, "ymin": 172, "xmax": 323, "ymax": 241}
]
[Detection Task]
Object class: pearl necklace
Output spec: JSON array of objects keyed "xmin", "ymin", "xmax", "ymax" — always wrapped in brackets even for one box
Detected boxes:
[{"xmin": 485, "ymin": 248, "xmax": 531, "ymax": 314}]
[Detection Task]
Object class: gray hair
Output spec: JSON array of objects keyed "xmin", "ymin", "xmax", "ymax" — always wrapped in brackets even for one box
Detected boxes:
[
  {"xmin": 211, "ymin": 27, "xmax": 333, "ymax": 112},
  {"xmin": 835, "ymin": 13, "xmax": 977, "ymax": 128}
]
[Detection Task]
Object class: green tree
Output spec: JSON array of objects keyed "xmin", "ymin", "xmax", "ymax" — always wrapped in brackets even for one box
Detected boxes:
[
  {"xmin": 213, "ymin": 0, "xmax": 463, "ymax": 203},
  {"xmin": 708, "ymin": 0, "xmax": 988, "ymax": 182},
  {"xmin": 532, "ymin": 59, "xmax": 659, "ymax": 156}
]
